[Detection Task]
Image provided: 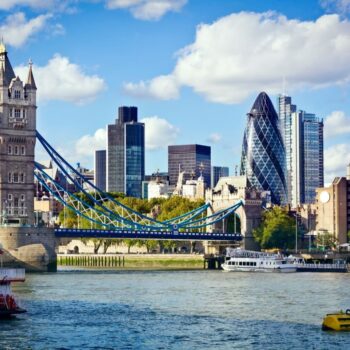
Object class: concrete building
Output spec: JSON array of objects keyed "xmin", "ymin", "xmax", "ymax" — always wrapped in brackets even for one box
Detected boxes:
[
  {"xmin": 107, "ymin": 106, "xmax": 145, "ymax": 197},
  {"xmin": 168, "ymin": 144, "xmax": 211, "ymax": 187},
  {"xmin": 94, "ymin": 150, "xmax": 106, "ymax": 191},
  {"xmin": 291, "ymin": 111, "xmax": 324, "ymax": 207},
  {"xmin": 211, "ymin": 166, "xmax": 229, "ymax": 188},
  {"xmin": 314, "ymin": 164, "xmax": 350, "ymax": 244}
]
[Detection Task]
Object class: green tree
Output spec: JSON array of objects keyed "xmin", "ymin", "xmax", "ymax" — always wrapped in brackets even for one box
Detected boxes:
[
  {"xmin": 253, "ymin": 206, "xmax": 296, "ymax": 249},
  {"xmin": 316, "ymin": 231, "xmax": 338, "ymax": 250}
]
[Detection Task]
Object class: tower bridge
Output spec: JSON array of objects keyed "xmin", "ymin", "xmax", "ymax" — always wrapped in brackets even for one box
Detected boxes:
[{"xmin": 0, "ymin": 47, "xmax": 263, "ymax": 271}]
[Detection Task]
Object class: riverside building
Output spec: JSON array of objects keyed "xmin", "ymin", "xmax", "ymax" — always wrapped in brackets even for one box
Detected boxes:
[
  {"xmin": 94, "ymin": 150, "xmax": 106, "ymax": 191},
  {"xmin": 240, "ymin": 92, "xmax": 287, "ymax": 205},
  {"xmin": 107, "ymin": 106, "xmax": 145, "ymax": 198}
]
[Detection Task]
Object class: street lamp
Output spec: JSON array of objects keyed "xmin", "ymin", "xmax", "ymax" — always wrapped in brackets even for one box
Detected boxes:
[{"xmin": 295, "ymin": 213, "xmax": 298, "ymax": 254}]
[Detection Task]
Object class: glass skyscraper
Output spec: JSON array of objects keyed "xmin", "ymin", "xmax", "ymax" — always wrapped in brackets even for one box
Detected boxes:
[
  {"xmin": 94, "ymin": 150, "xmax": 106, "ymax": 191},
  {"xmin": 168, "ymin": 145, "xmax": 211, "ymax": 187},
  {"xmin": 291, "ymin": 111, "xmax": 324, "ymax": 206},
  {"xmin": 278, "ymin": 95, "xmax": 296, "ymax": 204},
  {"xmin": 240, "ymin": 92, "xmax": 287, "ymax": 205},
  {"xmin": 211, "ymin": 166, "xmax": 229, "ymax": 188},
  {"xmin": 107, "ymin": 106, "xmax": 145, "ymax": 198}
]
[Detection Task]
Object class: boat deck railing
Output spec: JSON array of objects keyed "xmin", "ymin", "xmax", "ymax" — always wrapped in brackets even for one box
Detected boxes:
[
  {"xmin": 0, "ymin": 268, "xmax": 25, "ymax": 282},
  {"xmin": 297, "ymin": 263, "xmax": 348, "ymax": 270},
  {"xmin": 226, "ymin": 249, "xmax": 281, "ymax": 259}
]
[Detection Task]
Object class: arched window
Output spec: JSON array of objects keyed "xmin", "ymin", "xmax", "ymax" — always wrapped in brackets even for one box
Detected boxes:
[
  {"xmin": 21, "ymin": 146, "xmax": 25, "ymax": 155},
  {"xmin": 8, "ymin": 145, "xmax": 12, "ymax": 154},
  {"xmin": 13, "ymin": 173, "xmax": 19, "ymax": 183},
  {"xmin": 14, "ymin": 146, "xmax": 19, "ymax": 155},
  {"xmin": 20, "ymin": 173, "xmax": 25, "ymax": 183},
  {"xmin": 8, "ymin": 172, "xmax": 12, "ymax": 183}
]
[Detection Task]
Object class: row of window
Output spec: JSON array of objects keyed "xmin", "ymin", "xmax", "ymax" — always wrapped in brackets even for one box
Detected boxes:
[
  {"xmin": 9, "ymin": 109, "xmax": 26, "ymax": 119},
  {"xmin": 8, "ymin": 194, "xmax": 25, "ymax": 201},
  {"xmin": 8, "ymin": 145, "xmax": 26, "ymax": 155},
  {"xmin": 8, "ymin": 172, "xmax": 26, "ymax": 183}
]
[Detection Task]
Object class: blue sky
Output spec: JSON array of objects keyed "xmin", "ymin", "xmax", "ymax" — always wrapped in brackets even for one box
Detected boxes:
[{"xmin": 2, "ymin": 0, "xmax": 350, "ymax": 183}]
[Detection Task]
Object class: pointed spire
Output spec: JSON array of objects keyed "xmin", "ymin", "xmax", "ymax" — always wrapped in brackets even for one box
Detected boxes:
[
  {"xmin": 25, "ymin": 59, "xmax": 37, "ymax": 90},
  {"xmin": 0, "ymin": 37, "xmax": 6, "ymax": 55}
]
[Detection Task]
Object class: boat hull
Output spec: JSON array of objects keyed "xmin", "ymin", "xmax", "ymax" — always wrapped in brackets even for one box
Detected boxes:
[
  {"xmin": 222, "ymin": 265, "xmax": 297, "ymax": 273},
  {"xmin": 322, "ymin": 312, "xmax": 350, "ymax": 331}
]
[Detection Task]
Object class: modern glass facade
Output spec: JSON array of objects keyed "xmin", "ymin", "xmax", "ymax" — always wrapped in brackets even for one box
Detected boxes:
[
  {"xmin": 211, "ymin": 166, "xmax": 229, "ymax": 188},
  {"xmin": 168, "ymin": 145, "xmax": 211, "ymax": 187},
  {"xmin": 107, "ymin": 106, "xmax": 144, "ymax": 198},
  {"xmin": 94, "ymin": 150, "xmax": 106, "ymax": 191},
  {"xmin": 278, "ymin": 95, "xmax": 296, "ymax": 204},
  {"xmin": 240, "ymin": 92, "xmax": 287, "ymax": 205},
  {"xmin": 291, "ymin": 111, "xmax": 324, "ymax": 206}
]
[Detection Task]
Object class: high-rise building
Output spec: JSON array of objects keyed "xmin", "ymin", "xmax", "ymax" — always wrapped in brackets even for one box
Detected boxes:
[
  {"xmin": 94, "ymin": 150, "xmax": 106, "ymax": 191},
  {"xmin": 291, "ymin": 111, "xmax": 324, "ymax": 207},
  {"xmin": 107, "ymin": 106, "xmax": 145, "ymax": 198},
  {"xmin": 240, "ymin": 92, "xmax": 287, "ymax": 205},
  {"xmin": 168, "ymin": 145, "xmax": 211, "ymax": 187},
  {"xmin": 278, "ymin": 95, "xmax": 296, "ymax": 203},
  {"xmin": 0, "ymin": 43, "xmax": 37, "ymax": 225},
  {"xmin": 211, "ymin": 166, "xmax": 229, "ymax": 188}
]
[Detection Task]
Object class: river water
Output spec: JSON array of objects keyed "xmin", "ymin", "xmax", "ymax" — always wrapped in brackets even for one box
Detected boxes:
[{"xmin": 1, "ymin": 270, "xmax": 350, "ymax": 349}]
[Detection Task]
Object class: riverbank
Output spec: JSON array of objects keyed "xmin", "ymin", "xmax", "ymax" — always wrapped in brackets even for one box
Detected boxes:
[{"xmin": 57, "ymin": 253, "xmax": 204, "ymax": 269}]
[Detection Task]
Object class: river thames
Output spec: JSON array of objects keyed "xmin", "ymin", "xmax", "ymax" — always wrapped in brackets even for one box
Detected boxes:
[{"xmin": 1, "ymin": 270, "xmax": 349, "ymax": 349}]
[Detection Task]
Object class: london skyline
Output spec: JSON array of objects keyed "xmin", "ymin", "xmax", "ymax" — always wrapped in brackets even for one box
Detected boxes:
[{"xmin": 1, "ymin": 0, "xmax": 350, "ymax": 183}]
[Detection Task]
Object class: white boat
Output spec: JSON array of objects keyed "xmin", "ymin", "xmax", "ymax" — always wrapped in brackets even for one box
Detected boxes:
[{"xmin": 222, "ymin": 248, "xmax": 297, "ymax": 273}]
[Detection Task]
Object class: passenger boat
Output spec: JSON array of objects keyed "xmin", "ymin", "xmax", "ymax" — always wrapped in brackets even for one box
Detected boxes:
[
  {"xmin": 0, "ymin": 268, "xmax": 26, "ymax": 317},
  {"xmin": 222, "ymin": 248, "xmax": 297, "ymax": 273},
  {"xmin": 322, "ymin": 310, "xmax": 350, "ymax": 331}
]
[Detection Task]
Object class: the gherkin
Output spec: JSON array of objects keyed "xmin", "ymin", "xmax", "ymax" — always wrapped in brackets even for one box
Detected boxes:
[{"xmin": 240, "ymin": 92, "xmax": 287, "ymax": 205}]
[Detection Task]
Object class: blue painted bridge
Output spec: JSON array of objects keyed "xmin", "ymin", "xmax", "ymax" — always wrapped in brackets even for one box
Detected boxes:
[{"xmin": 55, "ymin": 228, "xmax": 242, "ymax": 241}]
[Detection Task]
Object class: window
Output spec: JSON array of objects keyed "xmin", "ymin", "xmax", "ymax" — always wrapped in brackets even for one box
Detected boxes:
[
  {"xmin": 20, "ymin": 194, "xmax": 25, "ymax": 201},
  {"xmin": 9, "ymin": 109, "xmax": 12, "ymax": 117},
  {"xmin": 8, "ymin": 172, "xmax": 12, "ymax": 183},
  {"xmin": 13, "ymin": 173, "xmax": 19, "ymax": 183},
  {"xmin": 14, "ymin": 90, "xmax": 21, "ymax": 99},
  {"xmin": 21, "ymin": 146, "xmax": 25, "ymax": 155},
  {"xmin": 20, "ymin": 173, "xmax": 25, "ymax": 183},
  {"xmin": 15, "ymin": 109, "xmax": 21, "ymax": 118},
  {"xmin": 14, "ymin": 146, "xmax": 19, "ymax": 155},
  {"xmin": 8, "ymin": 145, "xmax": 12, "ymax": 154},
  {"xmin": 8, "ymin": 194, "xmax": 13, "ymax": 201}
]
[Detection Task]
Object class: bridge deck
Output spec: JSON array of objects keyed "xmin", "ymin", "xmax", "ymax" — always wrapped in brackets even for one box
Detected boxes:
[{"xmin": 55, "ymin": 228, "xmax": 242, "ymax": 241}]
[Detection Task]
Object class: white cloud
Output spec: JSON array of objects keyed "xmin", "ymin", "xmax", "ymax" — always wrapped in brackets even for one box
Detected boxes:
[
  {"xmin": 324, "ymin": 143, "xmax": 350, "ymax": 182},
  {"xmin": 324, "ymin": 111, "xmax": 350, "ymax": 138},
  {"xmin": 75, "ymin": 128, "xmax": 106, "ymax": 157},
  {"xmin": 15, "ymin": 54, "xmax": 106, "ymax": 104},
  {"xmin": 1, "ymin": 12, "xmax": 52, "ymax": 48},
  {"xmin": 123, "ymin": 74, "xmax": 179, "ymax": 100},
  {"xmin": 106, "ymin": 0, "xmax": 187, "ymax": 20},
  {"xmin": 320, "ymin": 0, "xmax": 350, "ymax": 15},
  {"xmin": 206, "ymin": 133, "xmax": 222, "ymax": 144},
  {"xmin": 140, "ymin": 116, "xmax": 179, "ymax": 150},
  {"xmin": 124, "ymin": 12, "xmax": 350, "ymax": 104},
  {"xmin": 0, "ymin": 0, "xmax": 76, "ymax": 12}
]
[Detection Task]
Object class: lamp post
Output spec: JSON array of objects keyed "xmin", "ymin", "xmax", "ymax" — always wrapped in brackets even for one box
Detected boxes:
[{"xmin": 295, "ymin": 212, "xmax": 298, "ymax": 254}]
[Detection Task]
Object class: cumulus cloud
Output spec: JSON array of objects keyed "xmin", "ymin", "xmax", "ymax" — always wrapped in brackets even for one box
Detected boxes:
[
  {"xmin": 124, "ymin": 12, "xmax": 350, "ymax": 104},
  {"xmin": 0, "ymin": 0, "xmax": 76, "ymax": 12},
  {"xmin": 124, "ymin": 74, "xmax": 179, "ymax": 100},
  {"xmin": 106, "ymin": 0, "xmax": 187, "ymax": 20},
  {"xmin": 1, "ymin": 12, "xmax": 52, "ymax": 48},
  {"xmin": 75, "ymin": 129, "xmax": 106, "ymax": 157},
  {"xmin": 206, "ymin": 133, "xmax": 222, "ymax": 144},
  {"xmin": 324, "ymin": 111, "xmax": 350, "ymax": 138},
  {"xmin": 15, "ymin": 54, "xmax": 106, "ymax": 104},
  {"xmin": 320, "ymin": 0, "xmax": 350, "ymax": 15},
  {"xmin": 324, "ymin": 143, "xmax": 350, "ymax": 182},
  {"xmin": 140, "ymin": 116, "xmax": 179, "ymax": 150}
]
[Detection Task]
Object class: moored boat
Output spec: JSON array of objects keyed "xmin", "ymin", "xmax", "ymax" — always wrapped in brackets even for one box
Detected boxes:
[
  {"xmin": 0, "ymin": 268, "xmax": 26, "ymax": 317},
  {"xmin": 222, "ymin": 248, "xmax": 297, "ymax": 273},
  {"xmin": 322, "ymin": 310, "xmax": 350, "ymax": 331}
]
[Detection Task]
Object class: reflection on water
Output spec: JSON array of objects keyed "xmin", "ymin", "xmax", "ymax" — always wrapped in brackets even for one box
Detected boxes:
[{"xmin": 1, "ymin": 270, "xmax": 350, "ymax": 349}]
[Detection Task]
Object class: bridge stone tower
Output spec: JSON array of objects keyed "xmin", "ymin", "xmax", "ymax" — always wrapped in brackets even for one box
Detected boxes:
[
  {"xmin": 0, "ymin": 43, "xmax": 36, "ymax": 225},
  {"xmin": 0, "ymin": 44, "xmax": 56, "ymax": 271},
  {"xmin": 205, "ymin": 176, "xmax": 263, "ymax": 254}
]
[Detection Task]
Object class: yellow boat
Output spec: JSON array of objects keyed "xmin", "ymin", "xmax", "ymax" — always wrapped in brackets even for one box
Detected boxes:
[{"xmin": 322, "ymin": 310, "xmax": 350, "ymax": 331}]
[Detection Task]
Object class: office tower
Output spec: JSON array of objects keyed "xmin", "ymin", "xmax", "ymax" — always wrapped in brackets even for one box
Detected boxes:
[
  {"xmin": 240, "ymin": 92, "xmax": 287, "ymax": 205},
  {"xmin": 0, "ymin": 43, "xmax": 37, "ymax": 225},
  {"xmin": 168, "ymin": 145, "xmax": 211, "ymax": 187},
  {"xmin": 107, "ymin": 106, "xmax": 145, "ymax": 198},
  {"xmin": 291, "ymin": 111, "xmax": 324, "ymax": 207},
  {"xmin": 211, "ymin": 166, "xmax": 229, "ymax": 188},
  {"xmin": 94, "ymin": 150, "xmax": 106, "ymax": 191},
  {"xmin": 278, "ymin": 95, "xmax": 296, "ymax": 204}
]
